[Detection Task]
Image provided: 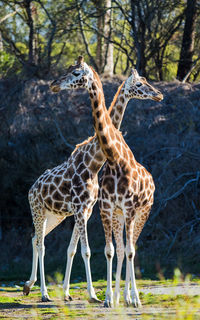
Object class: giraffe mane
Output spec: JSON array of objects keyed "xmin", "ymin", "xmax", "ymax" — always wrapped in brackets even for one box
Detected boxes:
[
  {"xmin": 89, "ymin": 66, "xmax": 106, "ymax": 105},
  {"xmin": 108, "ymin": 81, "xmax": 125, "ymax": 115},
  {"xmin": 72, "ymin": 135, "xmax": 95, "ymax": 154}
]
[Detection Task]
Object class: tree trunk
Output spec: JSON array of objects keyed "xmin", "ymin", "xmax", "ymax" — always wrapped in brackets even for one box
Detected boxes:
[
  {"xmin": 23, "ymin": 0, "xmax": 39, "ymax": 76},
  {"xmin": 96, "ymin": 0, "xmax": 113, "ymax": 76},
  {"xmin": 102, "ymin": 0, "xmax": 113, "ymax": 76},
  {"xmin": 130, "ymin": 0, "xmax": 147, "ymax": 77},
  {"xmin": 24, "ymin": 0, "xmax": 34, "ymax": 66},
  {"xmin": 136, "ymin": 18, "xmax": 146, "ymax": 77},
  {"xmin": 96, "ymin": 0, "xmax": 104, "ymax": 73},
  {"xmin": 177, "ymin": 0, "xmax": 197, "ymax": 81},
  {"xmin": 0, "ymin": 31, "xmax": 3, "ymax": 52}
]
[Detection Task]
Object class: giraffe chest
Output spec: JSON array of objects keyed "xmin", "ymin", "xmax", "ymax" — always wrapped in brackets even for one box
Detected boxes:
[{"xmin": 100, "ymin": 162, "xmax": 155, "ymax": 212}]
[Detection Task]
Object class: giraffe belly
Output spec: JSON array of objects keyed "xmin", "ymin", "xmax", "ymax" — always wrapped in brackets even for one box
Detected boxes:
[{"xmin": 44, "ymin": 210, "xmax": 67, "ymax": 235}]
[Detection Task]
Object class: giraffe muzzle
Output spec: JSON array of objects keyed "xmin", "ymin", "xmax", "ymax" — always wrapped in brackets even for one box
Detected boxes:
[
  {"xmin": 50, "ymin": 82, "xmax": 61, "ymax": 93},
  {"xmin": 152, "ymin": 93, "xmax": 163, "ymax": 102}
]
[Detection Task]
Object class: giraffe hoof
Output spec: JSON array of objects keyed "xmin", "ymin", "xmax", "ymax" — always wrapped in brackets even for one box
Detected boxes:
[
  {"xmin": 89, "ymin": 297, "xmax": 102, "ymax": 304},
  {"xmin": 124, "ymin": 298, "xmax": 132, "ymax": 306},
  {"xmin": 23, "ymin": 284, "xmax": 30, "ymax": 296},
  {"xmin": 42, "ymin": 295, "xmax": 52, "ymax": 302},
  {"xmin": 132, "ymin": 299, "xmax": 142, "ymax": 308},
  {"xmin": 64, "ymin": 295, "xmax": 73, "ymax": 302},
  {"xmin": 104, "ymin": 300, "xmax": 113, "ymax": 308}
]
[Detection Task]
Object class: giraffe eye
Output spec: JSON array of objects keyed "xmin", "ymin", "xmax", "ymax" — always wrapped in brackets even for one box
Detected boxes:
[
  {"xmin": 136, "ymin": 83, "xmax": 142, "ymax": 87},
  {"xmin": 72, "ymin": 71, "xmax": 80, "ymax": 76}
]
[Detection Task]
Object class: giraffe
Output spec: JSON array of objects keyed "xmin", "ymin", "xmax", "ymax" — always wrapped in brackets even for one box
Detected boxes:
[
  {"xmin": 50, "ymin": 61, "xmax": 163, "ymax": 306},
  {"xmin": 23, "ymin": 56, "xmax": 163, "ymax": 302},
  {"xmin": 99, "ymin": 69, "xmax": 163, "ymax": 308}
]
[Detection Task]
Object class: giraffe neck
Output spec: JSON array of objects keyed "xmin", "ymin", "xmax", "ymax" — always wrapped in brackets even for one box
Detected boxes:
[
  {"xmin": 73, "ymin": 79, "xmax": 130, "ymax": 172},
  {"xmin": 108, "ymin": 81, "xmax": 129, "ymax": 130},
  {"xmin": 88, "ymin": 72, "xmax": 120, "ymax": 162}
]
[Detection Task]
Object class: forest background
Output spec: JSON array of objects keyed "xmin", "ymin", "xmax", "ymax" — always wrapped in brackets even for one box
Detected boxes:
[{"xmin": 0, "ymin": 0, "xmax": 200, "ymax": 282}]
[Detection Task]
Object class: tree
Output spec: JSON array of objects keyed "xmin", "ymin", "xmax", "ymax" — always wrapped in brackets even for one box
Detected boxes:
[
  {"xmin": 0, "ymin": 0, "xmax": 57, "ymax": 77},
  {"xmin": 102, "ymin": 0, "xmax": 113, "ymax": 76},
  {"xmin": 177, "ymin": 0, "xmax": 197, "ymax": 81},
  {"xmin": 91, "ymin": 0, "xmax": 114, "ymax": 75},
  {"xmin": 0, "ymin": 0, "xmax": 200, "ymax": 81}
]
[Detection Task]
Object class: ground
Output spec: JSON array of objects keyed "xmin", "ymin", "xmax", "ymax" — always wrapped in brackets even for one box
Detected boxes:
[{"xmin": 1, "ymin": 278, "xmax": 200, "ymax": 319}]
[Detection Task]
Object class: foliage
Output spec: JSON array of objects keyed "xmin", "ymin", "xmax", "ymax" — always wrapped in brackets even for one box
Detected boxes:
[
  {"xmin": 0, "ymin": 51, "xmax": 16, "ymax": 76},
  {"xmin": 0, "ymin": 0, "xmax": 200, "ymax": 80}
]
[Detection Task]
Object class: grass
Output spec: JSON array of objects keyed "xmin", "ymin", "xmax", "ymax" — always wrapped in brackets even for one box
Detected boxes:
[{"xmin": 1, "ymin": 274, "xmax": 200, "ymax": 319}]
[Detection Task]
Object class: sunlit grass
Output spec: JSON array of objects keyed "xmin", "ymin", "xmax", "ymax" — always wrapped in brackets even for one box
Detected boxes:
[{"xmin": 1, "ymin": 270, "xmax": 200, "ymax": 319}]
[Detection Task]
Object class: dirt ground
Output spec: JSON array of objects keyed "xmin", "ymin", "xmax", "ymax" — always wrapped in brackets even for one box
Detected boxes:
[
  {"xmin": 1, "ymin": 282, "xmax": 200, "ymax": 319},
  {"xmin": 142, "ymin": 282, "xmax": 200, "ymax": 296}
]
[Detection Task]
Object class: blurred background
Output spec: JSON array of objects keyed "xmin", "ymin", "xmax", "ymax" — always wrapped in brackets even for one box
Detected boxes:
[{"xmin": 0, "ymin": 0, "xmax": 200, "ymax": 283}]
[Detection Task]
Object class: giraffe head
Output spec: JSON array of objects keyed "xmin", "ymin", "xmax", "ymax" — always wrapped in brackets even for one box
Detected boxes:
[
  {"xmin": 50, "ymin": 56, "xmax": 94, "ymax": 93},
  {"xmin": 124, "ymin": 69, "xmax": 163, "ymax": 101}
]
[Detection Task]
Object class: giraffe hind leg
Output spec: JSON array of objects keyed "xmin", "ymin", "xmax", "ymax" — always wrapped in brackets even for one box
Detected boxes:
[
  {"xmin": 23, "ymin": 233, "xmax": 38, "ymax": 295},
  {"xmin": 24, "ymin": 208, "xmax": 65, "ymax": 301}
]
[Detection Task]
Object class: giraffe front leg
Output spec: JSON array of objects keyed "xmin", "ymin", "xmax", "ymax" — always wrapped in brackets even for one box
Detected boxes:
[
  {"xmin": 100, "ymin": 209, "xmax": 114, "ymax": 308},
  {"xmin": 127, "ymin": 251, "xmax": 141, "ymax": 308},
  {"xmin": 125, "ymin": 216, "xmax": 141, "ymax": 308},
  {"xmin": 124, "ymin": 209, "xmax": 151, "ymax": 306},
  {"xmin": 124, "ymin": 257, "xmax": 132, "ymax": 306},
  {"xmin": 76, "ymin": 212, "xmax": 101, "ymax": 303},
  {"xmin": 63, "ymin": 223, "xmax": 80, "ymax": 302},
  {"xmin": 112, "ymin": 213, "xmax": 125, "ymax": 306}
]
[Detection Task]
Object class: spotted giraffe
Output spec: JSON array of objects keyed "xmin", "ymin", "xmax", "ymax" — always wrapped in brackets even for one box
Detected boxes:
[
  {"xmin": 99, "ymin": 69, "xmax": 163, "ymax": 307},
  {"xmin": 51, "ymin": 62, "xmax": 163, "ymax": 306},
  {"xmin": 23, "ymin": 56, "xmax": 162, "ymax": 302}
]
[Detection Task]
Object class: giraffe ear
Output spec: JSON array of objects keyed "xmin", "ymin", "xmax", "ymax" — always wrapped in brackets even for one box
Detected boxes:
[
  {"xmin": 83, "ymin": 62, "xmax": 93, "ymax": 77},
  {"xmin": 131, "ymin": 68, "xmax": 139, "ymax": 79},
  {"xmin": 75, "ymin": 56, "xmax": 84, "ymax": 65},
  {"xmin": 77, "ymin": 56, "xmax": 84, "ymax": 65}
]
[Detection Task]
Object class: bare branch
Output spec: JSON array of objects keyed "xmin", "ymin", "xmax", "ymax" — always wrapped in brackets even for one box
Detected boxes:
[
  {"xmin": 142, "ymin": 147, "xmax": 200, "ymax": 161},
  {"xmin": 182, "ymin": 54, "xmax": 200, "ymax": 82},
  {"xmin": 46, "ymin": 102, "xmax": 74, "ymax": 151},
  {"xmin": 36, "ymin": 0, "xmax": 57, "ymax": 71},
  {"xmin": 162, "ymin": 174, "xmax": 199, "ymax": 202},
  {"xmin": 76, "ymin": 0, "xmax": 98, "ymax": 70},
  {"xmin": 166, "ymin": 217, "xmax": 200, "ymax": 257},
  {"xmin": 0, "ymin": 10, "xmax": 18, "ymax": 24}
]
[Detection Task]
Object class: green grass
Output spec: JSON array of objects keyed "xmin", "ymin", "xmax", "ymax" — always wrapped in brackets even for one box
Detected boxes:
[{"xmin": 1, "ymin": 275, "xmax": 200, "ymax": 319}]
